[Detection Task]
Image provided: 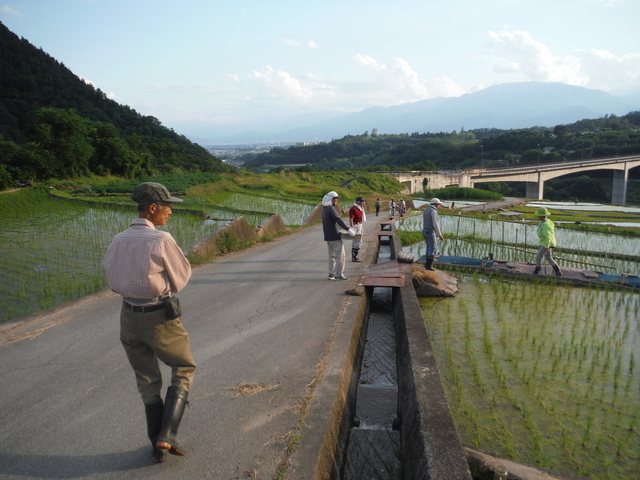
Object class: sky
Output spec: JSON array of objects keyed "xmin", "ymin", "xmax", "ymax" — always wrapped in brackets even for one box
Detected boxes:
[{"xmin": 2, "ymin": 0, "xmax": 640, "ymax": 143}]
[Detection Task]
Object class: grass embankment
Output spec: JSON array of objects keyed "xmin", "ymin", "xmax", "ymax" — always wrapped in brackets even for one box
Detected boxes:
[
  {"xmin": 43, "ymin": 170, "xmax": 405, "ymax": 207},
  {"xmin": 187, "ymin": 170, "xmax": 404, "ymax": 204}
]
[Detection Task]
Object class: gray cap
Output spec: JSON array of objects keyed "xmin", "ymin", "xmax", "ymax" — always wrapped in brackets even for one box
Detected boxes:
[
  {"xmin": 131, "ymin": 182, "xmax": 183, "ymax": 205},
  {"xmin": 355, "ymin": 196, "xmax": 365, "ymax": 202}
]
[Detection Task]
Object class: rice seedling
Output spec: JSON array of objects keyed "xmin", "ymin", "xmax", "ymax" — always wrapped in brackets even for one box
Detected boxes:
[
  {"xmin": 420, "ymin": 276, "xmax": 640, "ymax": 479},
  {"xmin": 0, "ymin": 188, "xmax": 222, "ymax": 322}
]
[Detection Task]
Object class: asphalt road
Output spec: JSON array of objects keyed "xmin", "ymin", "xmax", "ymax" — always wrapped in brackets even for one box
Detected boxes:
[{"xmin": 0, "ymin": 214, "xmax": 386, "ymax": 480}]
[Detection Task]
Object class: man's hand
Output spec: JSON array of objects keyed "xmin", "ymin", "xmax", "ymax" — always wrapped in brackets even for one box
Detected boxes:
[
  {"xmin": 348, "ymin": 228, "xmax": 356, "ymax": 237},
  {"xmin": 438, "ymin": 234, "xmax": 444, "ymax": 241}
]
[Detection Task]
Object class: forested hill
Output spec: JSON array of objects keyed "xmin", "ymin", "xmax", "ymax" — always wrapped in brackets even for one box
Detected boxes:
[
  {"xmin": 0, "ymin": 21, "xmax": 230, "ymax": 189},
  {"xmin": 242, "ymin": 114, "xmax": 640, "ymax": 172}
]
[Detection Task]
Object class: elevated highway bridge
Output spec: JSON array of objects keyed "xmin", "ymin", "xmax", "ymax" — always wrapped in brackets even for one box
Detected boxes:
[{"xmin": 385, "ymin": 154, "xmax": 640, "ymax": 203}]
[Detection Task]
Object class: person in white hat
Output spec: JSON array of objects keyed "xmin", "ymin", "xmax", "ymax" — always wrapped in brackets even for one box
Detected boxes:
[
  {"xmin": 422, "ymin": 198, "xmax": 444, "ymax": 270},
  {"xmin": 534, "ymin": 207, "xmax": 562, "ymax": 276},
  {"xmin": 321, "ymin": 191, "xmax": 354, "ymax": 280}
]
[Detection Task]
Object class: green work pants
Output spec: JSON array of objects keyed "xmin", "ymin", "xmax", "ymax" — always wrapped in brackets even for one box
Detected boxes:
[{"xmin": 120, "ymin": 303, "xmax": 196, "ymax": 404}]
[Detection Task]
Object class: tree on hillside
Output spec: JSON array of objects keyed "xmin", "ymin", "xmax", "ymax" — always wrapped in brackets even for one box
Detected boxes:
[
  {"xmin": 90, "ymin": 123, "xmax": 141, "ymax": 177},
  {"xmin": 32, "ymin": 108, "xmax": 94, "ymax": 178}
]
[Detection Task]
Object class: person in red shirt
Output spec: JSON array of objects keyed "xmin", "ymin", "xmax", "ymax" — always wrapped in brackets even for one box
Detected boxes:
[{"xmin": 349, "ymin": 196, "xmax": 366, "ymax": 262}]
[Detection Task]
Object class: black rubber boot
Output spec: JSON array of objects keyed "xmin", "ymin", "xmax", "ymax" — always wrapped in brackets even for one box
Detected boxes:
[
  {"xmin": 144, "ymin": 401, "xmax": 166, "ymax": 463},
  {"xmin": 156, "ymin": 386, "xmax": 189, "ymax": 457},
  {"xmin": 553, "ymin": 265, "xmax": 563, "ymax": 276},
  {"xmin": 533, "ymin": 267, "xmax": 540, "ymax": 275},
  {"xmin": 425, "ymin": 256, "xmax": 435, "ymax": 271},
  {"xmin": 352, "ymin": 248, "xmax": 361, "ymax": 262}
]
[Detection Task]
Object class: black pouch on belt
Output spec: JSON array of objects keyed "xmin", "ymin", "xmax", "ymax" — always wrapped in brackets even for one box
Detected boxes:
[{"xmin": 165, "ymin": 296, "xmax": 182, "ymax": 320}]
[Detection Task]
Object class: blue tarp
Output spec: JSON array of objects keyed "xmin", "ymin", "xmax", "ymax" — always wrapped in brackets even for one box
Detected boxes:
[
  {"xmin": 598, "ymin": 273, "xmax": 640, "ymax": 288},
  {"xmin": 419, "ymin": 255, "xmax": 495, "ymax": 268}
]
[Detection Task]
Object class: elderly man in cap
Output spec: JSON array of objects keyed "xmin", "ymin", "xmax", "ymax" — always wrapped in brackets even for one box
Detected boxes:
[
  {"xmin": 103, "ymin": 182, "xmax": 196, "ymax": 463},
  {"xmin": 348, "ymin": 196, "xmax": 366, "ymax": 262}
]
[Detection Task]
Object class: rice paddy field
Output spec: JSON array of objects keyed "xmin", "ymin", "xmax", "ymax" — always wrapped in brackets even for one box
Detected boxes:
[
  {"xmin": 398, "ymin": 213, "xmax": 640, "ymax": 275},
  {"xmin": 421, "ymin": 276, "xmax": 640, "ymax": 479},
  {"xmin": 0, "ymin": 185, "xmax": 324, "ymax": 323},
  {"xmin": 0, "ymin": 188, "xmax": 225, "ymax": 323}
]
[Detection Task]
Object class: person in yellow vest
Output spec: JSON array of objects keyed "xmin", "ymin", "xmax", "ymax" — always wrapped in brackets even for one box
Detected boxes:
[{"xmin": 534, "ymin": 207, "xmax": 562, "ymax": 276}]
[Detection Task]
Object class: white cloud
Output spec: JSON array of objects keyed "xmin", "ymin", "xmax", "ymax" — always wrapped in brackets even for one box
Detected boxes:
[
  {"xmin": 575, "ymin": 49, "xmax": 640, "ymax": 91},
  {"xmin": 221, "ymin": 56, "xmax": 465, "ymax": 117},
  {"xmin": 282, "ymin": 38, "xmax": 319, "ymax": 49},
  {"xmin": 425, "ymin": 76, "xmax": 467, "ymax": 98},
  {"xmin": 282, "ymin": 38, "xmax": 300, "ymax": 47},
  {"xmin": 352, "ymin": 54, "xmax": 453, "ymax": 104},
  {"xmin": 488, "ymin": 30, "xmax": 587, "ymax": 86},
  {"xmin": 225, "ymin": 73, "xmax": 240, "ymax": 83},
  {"xmin": 1, "ymin": 5, "xmax": 25, "ymax": 16},
  {"xmin": 247, "ymin": 65, "xmax": 313, "ymax": 102},
  {"xmin": 487, "ymin": 29, "xmax": 640, "ymax": 91}
]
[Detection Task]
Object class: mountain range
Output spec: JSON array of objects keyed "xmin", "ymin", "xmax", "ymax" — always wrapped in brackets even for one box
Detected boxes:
[{"xmin": 204, "ymin": 82, "xmax": 640, "ymax": 145}]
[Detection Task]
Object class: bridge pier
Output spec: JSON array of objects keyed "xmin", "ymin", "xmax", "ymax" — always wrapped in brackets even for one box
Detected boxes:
[
  {"xmin": 525, "ymin": 181, "xmax": 543, "ymax": 200},
  {"xmin": 612, "ymin": 168, "xmax": 628, "ymax": 204}
]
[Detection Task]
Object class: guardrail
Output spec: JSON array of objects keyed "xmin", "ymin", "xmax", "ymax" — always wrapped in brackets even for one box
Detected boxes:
[{"xmin": 472, "ymin": 154, "xmax": 640, "ymax": 177}]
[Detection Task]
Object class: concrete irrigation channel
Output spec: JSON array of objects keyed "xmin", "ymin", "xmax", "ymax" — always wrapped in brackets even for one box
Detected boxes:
[{"xmin": 289, "ymin": 220, "xmax": 473, "ymax": 479}]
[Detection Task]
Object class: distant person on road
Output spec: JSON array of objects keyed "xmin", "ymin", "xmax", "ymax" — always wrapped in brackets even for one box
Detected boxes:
[
  {"xmin": 422, "ymin": 198, "xmax": 444, "ymax": 271},
  {"xmin": 103, "ymin": 182, "xmax": 196, "ymax": 464},
  {"xmin": 322, "ymin": 191, "xmax": 354, "ymax": 280},
  {"xmin": 534, "ymin": 207, "xmax": 562, "ymax": 276},
  {"xmin": 349, "ymin": 196, "xmax": 366, "ymax": 263},
  {"xmin": 374, "ymin": 198, "xmax": 381, "ymax": 217},
  {"xmin": 389, "ymin": 199, "xmax": 395, "ymax": 216},
  {"xmin": 399, "ymin": 198, "xmax": 406, "ymax": 217}
]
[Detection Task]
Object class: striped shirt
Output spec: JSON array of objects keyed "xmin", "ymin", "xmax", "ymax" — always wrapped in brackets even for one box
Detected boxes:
[{"xmin": 103, "ymin": 218, "xmax": 191, "ymax": 302}]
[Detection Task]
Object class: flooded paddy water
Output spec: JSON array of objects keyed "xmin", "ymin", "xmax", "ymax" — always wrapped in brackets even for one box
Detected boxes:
[
  {"xmin": 0, "ymin": 189, "xmax": 225, "ymax": 322},
  {"xmin": 421, "ymin": 276, "xmax": 640, "ymax": 479},
  {"xmin": 398, "ymin": 214, "xmax": 640, "ymax": 275}
]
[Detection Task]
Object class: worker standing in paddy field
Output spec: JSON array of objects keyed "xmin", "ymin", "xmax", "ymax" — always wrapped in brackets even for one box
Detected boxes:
[
  {"xmin": 534, "ymin": 206, "xmax": 562, "ymax": 276},
  {"xmin": 103, "ymin": 182, "xmax": 196, "ymax": 464},
  {"xmin": 422, "ymin": 197, "xmax": 444, "ymax": 271}
]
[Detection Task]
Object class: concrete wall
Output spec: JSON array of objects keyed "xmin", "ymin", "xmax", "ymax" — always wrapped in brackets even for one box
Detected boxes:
[
  {"xmin": 189, "ymin": 214, "xmax": 290, "ymax": 261},
  {"xmin": 189, "ymin": 216, "xmax": 257, "ymax": 260},
  {"xmin": 256, "ymin": 213, "xmax": 288, "ymax": 239},
  {"xmin": 390, "ymin": 232, "xmax": 472, "ymax": 480}
]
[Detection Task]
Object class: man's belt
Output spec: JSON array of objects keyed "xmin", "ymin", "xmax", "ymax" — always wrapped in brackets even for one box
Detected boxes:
[{"xmin": 123, "ymin": 301, "xmax": 165, "ymax": 313}]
